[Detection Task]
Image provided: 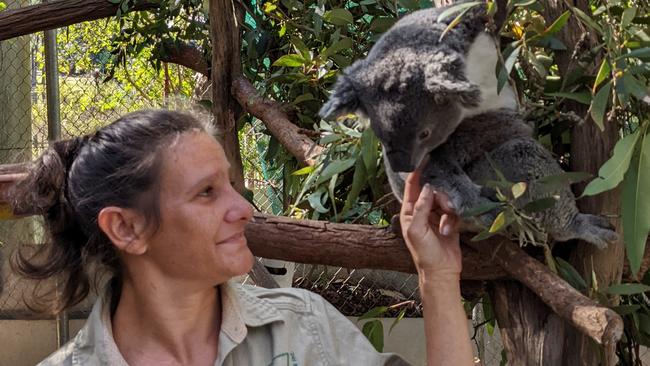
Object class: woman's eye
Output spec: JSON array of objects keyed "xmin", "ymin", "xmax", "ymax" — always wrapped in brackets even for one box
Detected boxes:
[{"xmin": 198, "ymin": 186, "xmax": 215, "ymax": 197}]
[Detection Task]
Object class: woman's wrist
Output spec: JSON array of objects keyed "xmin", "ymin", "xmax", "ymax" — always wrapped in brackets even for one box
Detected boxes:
[{"xmin": 418, "ymin": 271, "xmax": 461, "ymax": 292}]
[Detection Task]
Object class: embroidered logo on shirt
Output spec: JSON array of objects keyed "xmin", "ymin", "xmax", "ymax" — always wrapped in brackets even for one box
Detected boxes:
[{"xmin": 266, "ymin": 352, "xmax": 298, "ymax": 366}]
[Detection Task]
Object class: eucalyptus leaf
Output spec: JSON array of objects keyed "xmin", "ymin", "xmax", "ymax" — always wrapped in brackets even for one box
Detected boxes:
[
  {"xmin": 572, "ymin": 6, "xmax": 603, "ymax": 34},
  {"xmin": 545, "ymin": 92, "xmax": 591, "ymax": 105},
  {"xmin": 272, "ymin": 54, "xmax": 306, "ymax": 67},
  {"xmin": 544, "ymin": 11, "xmax": 571, "ymax": 35},
  {"xmin": 522, "ymin": 197, "xmax": 558, "ymax": 213},
  {"xmin": 590, "ymin": 81, "xmax": 612, "ymax": 131},
  {"xmin": 582, "ymin": 130, "xmax": 641, "ymax": 197},
  {"xmin": 343, "ymin": 158, "xmax": 368, "ymax": 215},
  {"xmin": 307, "ymin": 189, "xmax": 329, "ymax": 213},
  {"xmin": 593, "ymin": 59, "xmax": 611, "ymax": 93},
  {"xmin": 462, "ymin": 202, "xmax": 503, "ymax": 218},
  {"xmin": 436, "ymin": 1, "xmax": 482, "ymax": 22},
  {"xmin": 358, "ymin": 306, "xmax": 389, "ymax": 321},
  {"xmin": 316, "ymin": 158, "xmax": 356, "ymax": 185},
  {"xmin": 606, "ymin": 283, "xmax": 650, "ymax": 295},
  {"xmin": 622, "ymin": 128, "xmax": 650, "ymax": 276},
  {"xmin": 323, "ymin": 8, "xmax": 354, "ymax": 26},
  {"xmin": 322, "ymin": 37, "xmax": 353, "ymax": 58},
  {"xmin": 361, "ymin": 320, "xmax": 384, "ymax": 352},
  {"xmin": 555, "ymin": 257, "xmax": 588, "ymax": 291},
  {"xmin": 619, "ymin": 47, "xmax": 650, "ymax": 59},
  {"xmin": 498, "ymin": 45, "xmax": 522, "ymax": 93}
]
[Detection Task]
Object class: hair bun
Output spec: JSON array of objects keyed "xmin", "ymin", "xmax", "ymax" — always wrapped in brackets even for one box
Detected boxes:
[{"xmin": 10, "ymin": 136, "xmax": 88, "ymax": 216}]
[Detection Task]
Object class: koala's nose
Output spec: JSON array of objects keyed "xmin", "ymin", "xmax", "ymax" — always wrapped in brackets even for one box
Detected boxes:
[{"xmin": 386, "ymin": 150, "xmax": 415, "ymax": 172}]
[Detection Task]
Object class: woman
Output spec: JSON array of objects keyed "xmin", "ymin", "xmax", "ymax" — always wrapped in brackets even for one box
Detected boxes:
[{"xmin": 11, "ymin": 109, "xmax": 473, "ymax": 365}]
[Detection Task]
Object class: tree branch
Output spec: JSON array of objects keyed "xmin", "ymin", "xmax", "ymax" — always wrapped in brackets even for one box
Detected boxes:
[
  {"xmin": 232, "ymin": 77, "xmax": 324, "ymax": 166},
  {"xmin": 158, "ymin": 40, "xmax": 209, "ymax": 77},
  {"xmin": 0, "ymin": 0, "xmax": 159, "ymax": 41}
]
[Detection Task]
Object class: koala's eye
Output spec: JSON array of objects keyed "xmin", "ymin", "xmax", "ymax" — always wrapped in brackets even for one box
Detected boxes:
[{"xmin": 419, "ymin": 130, "xmax": 430, "ymax": 140}]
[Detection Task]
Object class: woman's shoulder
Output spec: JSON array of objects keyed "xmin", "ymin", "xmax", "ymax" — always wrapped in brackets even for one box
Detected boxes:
[
  {"xmin": 233, "ymin": 282, "xmax": 327, "ymax": 314},
  {"xmin": 36, "ymin": 339, "xmax": 75, "ymax": 366}
]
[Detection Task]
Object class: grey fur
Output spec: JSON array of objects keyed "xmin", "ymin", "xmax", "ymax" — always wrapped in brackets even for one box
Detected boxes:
[
  {"xmin": 320, "ymin": 3, "xmax": 618, "ymax": 248},
  {"xmin": 319, "ymin": 3, "xmax": 486, "ymax": 172}
]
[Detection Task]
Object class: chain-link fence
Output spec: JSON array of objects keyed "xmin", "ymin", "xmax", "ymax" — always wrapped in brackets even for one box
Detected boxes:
[{"xmin": 0, "ymin": 7, "xmax": 507, "ymax": 366}]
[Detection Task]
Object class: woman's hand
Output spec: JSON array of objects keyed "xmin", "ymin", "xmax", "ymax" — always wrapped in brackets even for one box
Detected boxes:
[{"xmin": 399, "ymin": 168, "xmax": 462, "ymax": 279}]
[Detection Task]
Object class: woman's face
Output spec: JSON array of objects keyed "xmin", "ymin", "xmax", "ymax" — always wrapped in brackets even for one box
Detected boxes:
[{"xmin": 142, "ymin": 131, "xmax": 254, "ymax": 286}]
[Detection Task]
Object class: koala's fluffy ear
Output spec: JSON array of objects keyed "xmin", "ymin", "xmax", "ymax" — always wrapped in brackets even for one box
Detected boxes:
[
  {"xmin": 319, "ymin": 74, "xmax": 364, "ymax": 119},
  {"xmin": 423, "ymin": 54, "xmax": 482, "ymax": 108}
]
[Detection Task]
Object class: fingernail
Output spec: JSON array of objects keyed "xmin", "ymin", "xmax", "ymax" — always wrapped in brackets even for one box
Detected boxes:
[
  {"xmin": 447, "ymin": 200, "xmax": 455, "ymax": 210},
  {"xmin": 423, "ymin": 183, "xmax": 433, "ymax": 195},
  {"xmin": 441, "ymin": 225, "xmax": 451, "ymax": 236}
]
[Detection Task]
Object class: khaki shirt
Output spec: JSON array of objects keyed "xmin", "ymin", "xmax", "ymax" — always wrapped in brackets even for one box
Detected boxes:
[{"xmin": 38, "ymin": 281, "xmax": 411, "ymax": 366}]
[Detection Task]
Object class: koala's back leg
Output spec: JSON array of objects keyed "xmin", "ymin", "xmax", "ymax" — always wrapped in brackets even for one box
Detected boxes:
[
  {"xmin": 466, "ymin": 138, "xmax": 618, "ymax": 248},
  {"xmin": 553, "ymin": 213, "xmax": 618, "ymax": 249}
]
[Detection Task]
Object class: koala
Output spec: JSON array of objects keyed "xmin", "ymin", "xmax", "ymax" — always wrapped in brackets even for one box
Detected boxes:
[
  {"xmin": 319, "ymin": 3, "xmax": 517, "ymax": 174},
  {"xmin": 319, "ymin": 3, "xmax": 618, "ymax": 248}
]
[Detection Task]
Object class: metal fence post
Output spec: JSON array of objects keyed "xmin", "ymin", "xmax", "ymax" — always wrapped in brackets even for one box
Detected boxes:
[{"xmin": 44, "ymin": 17, "xmax": 68, "ymax": 346}]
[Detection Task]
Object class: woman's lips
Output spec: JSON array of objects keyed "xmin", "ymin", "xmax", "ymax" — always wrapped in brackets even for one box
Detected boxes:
[{"xmin": 217, "ymin": 232, "xmax": 246, "ymax": 245}]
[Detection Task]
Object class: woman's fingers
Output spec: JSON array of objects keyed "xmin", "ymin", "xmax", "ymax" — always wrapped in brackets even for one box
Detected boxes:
[
  {"xmin": 432, "ymin": 189, "xmax": 457, "ymax": 215},
  {"xmin": 409, "ymin": 184, "xmax": 436, "ymax": 237},
  {"xmin": 402, "ymin": 170, "xmax": 422, "ymax": 217}
]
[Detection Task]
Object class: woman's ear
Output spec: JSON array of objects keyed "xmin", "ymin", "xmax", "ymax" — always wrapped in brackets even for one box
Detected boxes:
[{"xmin": 97, "ymin": 207, "xmax": 149, "ymax": 255}]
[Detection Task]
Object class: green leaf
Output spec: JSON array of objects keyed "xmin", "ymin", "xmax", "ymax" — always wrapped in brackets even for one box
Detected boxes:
[
  {"xmin": 590, "ymin": 81, "xmax": 612, "ymax": 131},
  {"xmin": 522, "ymin": 197, "xmax": 558, "ymax": 213},
  {"xmin": 358, "ymin": 306, "xmax": 389, "ymax": 321},
  {"xmin": 343, "ymin": 158, "xmax": 367, "ymax": 214},
  {"xmin": 544, "ymin": 11, "xmax": 571, "ymax": 35},
  {"xmin": 621, "ymin": 73, "xmax": 650, "ymax": 102},
  {"xmin": 511, "ymin": 182, "xmax": 527, "ymax": 199},
  {"xmin": 307, "ymin": 189, "xmax": 329, "ymax": 213},
  {"xmin": 537, "ymin": 171, "xmax": 592, "ymax": 186},
  {"xmin": 291, "ymin": 166, "xmax": 315, "ymax": 176},
  {"xmin": 497, "ymin": 45, "xmax": 522, "ymax": 93},
  {"xmin": 571, "ymin": 7, "xmax": 603, "ymax": 34},
  {"xmin": 389, "ymin": 308, "xmax": 407, "ymax": 333},
  {"xmin": 316, "ymin": 158, "xmax": 356, "ymax": 184},
  {"xmin": 582, "ymin": 130, "xmax": 641, "ymax": 197},
  {"xmin": 606, "ymin": 283, "xmax": 650, "ymax": 295},
  {"xmin": 322, "ymin": 37, "xmax": 353, "ymax": 58},
  {"xmin": 293, "ymin": 93, "xmax": 316, "ymax": 105},
  {"xmin": 272, "ymin": 54, "xmax": 306, "ymax": 67},
  {"xmin": 439, "ymin": 7, "xmax": 473, "ymax": 41},
  {"xmin": 622, "ymin": 7, "xmax": 637, "ymax": 28},
  {"xmin": 108, "ymin": 0, "xmax": 121, "ymax": 3},
  {"xmin": 323, "ymin": 9, "xmax": 353, "ymax": 26},
  {"xmin": 471, "ymin": 229, "xmax": 496, "ymax": 241},
  {"xmin": 370, "ymin": 16, "xmax": 396, "ymax": 33},
  {"xmin": 290, "ymin": 36, "xmax": 311, "ymax": 61},
  {"xmin": 593, "ymin": 59, "xmax": 611, "ymax": 93},
  {"xmin": 622, "ymin": 129, "xmax": 650, "ymax": 276},
  {"xmin": 618, "ymin": 47, "xmax": 650, "ymax": 59},
  {"xmin": 462, "ymin": 202, "xmax": 503, "ymax": 218},
  {"xmin": 546, "ymin": 92, "xmax": 592, "ymax": 105},
  {"xmin": 489, "ymin": 212, "xmax": 507, "ymax": 233},
  {"xmin": 555, "ymin": 257, "xmax": 588, "ymax": 291},
  {"xmin": 436, "ymin": 1, "xmax": 482, "ymax": 22},
  {"xmin": 612, "ymin": 305, "xmax": 641, "ymax": 316},
  {"xmin": 361, "ymin": 320, "xmax": 384, "ymax": 352}
]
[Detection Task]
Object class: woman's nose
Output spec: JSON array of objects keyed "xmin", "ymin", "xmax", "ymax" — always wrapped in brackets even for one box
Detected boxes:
[{"xmin": 224, "ymin": 189, "xmax": 254, "ymax": 223}]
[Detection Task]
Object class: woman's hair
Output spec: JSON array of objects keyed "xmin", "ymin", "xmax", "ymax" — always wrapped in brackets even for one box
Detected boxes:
[{"xmin": 10, "ymin": 109, "xmax": 213, "ymax": 313}]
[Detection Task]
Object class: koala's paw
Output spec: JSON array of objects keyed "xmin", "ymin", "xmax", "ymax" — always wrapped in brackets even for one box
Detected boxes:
[{"xmin": 568, "ymin": 213, "xmax": 619, "ymax": 250}]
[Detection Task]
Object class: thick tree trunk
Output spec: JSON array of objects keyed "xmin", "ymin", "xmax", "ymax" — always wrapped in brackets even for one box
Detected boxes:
[
  {"xmin": 209, "ymin": 0, "xmax": 245, "ymax": 193},
  {"xmin": 0, "ymin": 0, "xmax": 158, "ymax": 41}
]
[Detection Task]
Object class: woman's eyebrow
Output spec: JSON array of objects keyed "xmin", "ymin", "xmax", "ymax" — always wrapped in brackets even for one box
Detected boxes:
[{"xmin": 186, "ymin": 170, "xmax": 224, "ymax": 194}]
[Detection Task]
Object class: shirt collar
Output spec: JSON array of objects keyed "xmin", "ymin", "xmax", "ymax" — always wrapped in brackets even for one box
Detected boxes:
[{"xmin": 71, "ymin": 280, "xmax": 285, "ymax": 364}]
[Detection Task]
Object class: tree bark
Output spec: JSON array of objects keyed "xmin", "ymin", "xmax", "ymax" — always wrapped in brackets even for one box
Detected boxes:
[
  {"xmin": 232, "ymin": 77, "xmax": 324, "ymax": 166},
  {"xmin": 0, "ymin": 0, "xmax": 159, "ymax": 41},
  {"xmin": 209, "ymin": 0, "xmax": 245, "ymax": 193},
  {"xmin": 490, "ymin": 1, "xmax": 624, "ymax": 365}
]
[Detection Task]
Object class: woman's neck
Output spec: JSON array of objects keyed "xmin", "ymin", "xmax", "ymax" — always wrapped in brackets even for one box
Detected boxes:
[{"xmin": 111, "ymin": 275, "xmax": 222, "ymax": 366}]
